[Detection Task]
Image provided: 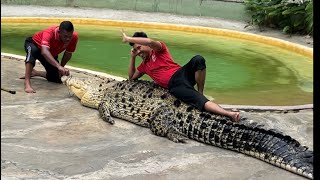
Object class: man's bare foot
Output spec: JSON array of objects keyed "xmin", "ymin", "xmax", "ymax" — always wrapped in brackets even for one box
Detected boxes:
[
  {"xmin": 229, "ymin": 112, "xmax": 240, "ymax": 122},
  {"xmin": 25, "ymin": 86, "xmax": 36, "ymax": 93}
]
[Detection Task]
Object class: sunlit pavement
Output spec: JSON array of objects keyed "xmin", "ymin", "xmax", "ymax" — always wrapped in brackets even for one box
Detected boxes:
[{"xmin": 1, "ymin": 56, "xmax": 312, "ymax": 179}]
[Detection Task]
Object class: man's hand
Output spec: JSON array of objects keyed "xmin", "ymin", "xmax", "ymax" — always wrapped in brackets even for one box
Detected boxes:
[
  {"xmin": 121, "ymin": 29, "xmax": 129, "ymax": 43},
  {"xmin": 65, "ymin": 68, "xmax": 70, "ymax": 76},
  {"xmin": 130, "ymin": 48, "xmax": 139, "ymax": 58},
  {"xmin": 58, "ymin": 66, "xmax": 70, "ymax": 76}
]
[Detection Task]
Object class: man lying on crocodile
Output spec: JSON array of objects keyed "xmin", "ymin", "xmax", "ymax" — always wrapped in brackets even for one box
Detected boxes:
[{"xmin": 120, "ymin": 30, "xmax": 240, "ymax": 122}]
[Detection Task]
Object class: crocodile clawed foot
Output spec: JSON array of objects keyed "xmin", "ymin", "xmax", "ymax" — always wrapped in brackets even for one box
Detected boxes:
[
  {"xmin": 103, "ymin": 116, "xmax": 115, "ymax": 125},
  {"xmin": 167, "ymin": 132, "xmax": 188, "ymax": 143}
]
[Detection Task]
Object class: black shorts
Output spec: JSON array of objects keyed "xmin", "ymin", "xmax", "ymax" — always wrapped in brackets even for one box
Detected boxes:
[
  {"xmin": 168, "ymin": 55, "xmax": 209, "ymax": 111},
  {"xmin": 24, "ymin": 37, "xmax": 61, "ymax": 83}
]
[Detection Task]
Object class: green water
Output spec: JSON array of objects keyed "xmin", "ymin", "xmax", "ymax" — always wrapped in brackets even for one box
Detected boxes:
[{"xmin": 1, "ymin": 23, "xmax": 313, "ymax": 105}]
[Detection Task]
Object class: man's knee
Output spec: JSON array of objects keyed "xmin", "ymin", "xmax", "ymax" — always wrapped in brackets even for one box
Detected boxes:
[
  {"xmin": 191, "ymin": 55, "xmax": 206, "ymax": 70},
  {"xmin": 47, "ymin": 77, "xmax": 62, "ymax": 83},
  {"xmin": 25, "ymin": 61, "xmax": 36, "ymax": 67},
  {"xmin": 192, "ymin": 55, "xmax": 205, "ymax": 62},
  {"xmin": 46, "ymin": 72, "xmax": 62, "ymax": 83}
]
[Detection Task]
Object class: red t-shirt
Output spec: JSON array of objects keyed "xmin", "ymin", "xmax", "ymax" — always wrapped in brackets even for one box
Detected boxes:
[
  {"xmin": 32, "ymin": 26, "xmax": 78, "ymax": 57},
  {"xmin": 137, "ymin": 42, "xmax": 181, "ymax": 88}
]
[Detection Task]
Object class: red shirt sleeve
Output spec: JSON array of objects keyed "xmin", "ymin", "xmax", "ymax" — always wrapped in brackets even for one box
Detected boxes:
[{"xmin": 66, "ymin": 32, "xmax": 78, "ymax": 53}]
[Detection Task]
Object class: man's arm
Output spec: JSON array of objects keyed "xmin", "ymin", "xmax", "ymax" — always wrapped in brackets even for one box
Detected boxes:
[
  {"xmin": 128, "ymin": 47, "xmax": 144, "ymax": 80},
  {"xmin": 130, "ymin": 70, "xmax": 144, "ymax": 80},
  {"xmin": 41, "ymin": 46, "xmax": 61, "ymax": 68},
  {"xmin": 121, "ymin": 30, "xmax": 162, "ymax": 51},
  {"xmin": 41, "ymin": 46, "xmax": 68, "ymax": 75},
  {"xmin": 61, "ymin": 51, "xmax": 72, "ymax": 67}
]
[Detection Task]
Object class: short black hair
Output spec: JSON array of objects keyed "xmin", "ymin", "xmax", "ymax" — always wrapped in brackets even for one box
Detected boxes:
[
  {"xmin": 59, "ymin": 21, "xmax": 74, "ymax": 32},
  {"xmin": 129, "ymin": 31, "xmax": 148, "ymax": 46}
]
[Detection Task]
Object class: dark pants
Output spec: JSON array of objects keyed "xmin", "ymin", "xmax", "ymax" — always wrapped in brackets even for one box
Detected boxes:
[
  {"xmin": 168, "ymin": 55, "xmax": 209, "ymax": 111},
  {"xmin": 24, "ymin": 37, "xmax": 61, "ymax": 83}
]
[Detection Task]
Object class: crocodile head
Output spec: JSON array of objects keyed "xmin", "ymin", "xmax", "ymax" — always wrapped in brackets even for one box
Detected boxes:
[{"xmin": 61, "ymin": 75, "xmax": 117, "ymax": 109}]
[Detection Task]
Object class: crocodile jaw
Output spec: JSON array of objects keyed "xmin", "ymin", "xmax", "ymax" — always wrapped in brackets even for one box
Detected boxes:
[
  {"xmin": 61, "ymin": 75, "xmax": 118, "ymax": 109},
  {"xmin": 61, "ymin": 75, "xmax": 87, "ymax": 100}
]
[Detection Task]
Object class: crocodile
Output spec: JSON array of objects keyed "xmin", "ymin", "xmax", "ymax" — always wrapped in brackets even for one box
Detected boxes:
[{"xmin": 61, "ymin": 75, "xmax": 313, "ymax": 179}]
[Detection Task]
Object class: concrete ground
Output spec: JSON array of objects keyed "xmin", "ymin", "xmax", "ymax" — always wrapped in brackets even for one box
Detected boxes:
[{"xmin": 1, "ymin": 56, "xmax": 313, "ymax": 180}]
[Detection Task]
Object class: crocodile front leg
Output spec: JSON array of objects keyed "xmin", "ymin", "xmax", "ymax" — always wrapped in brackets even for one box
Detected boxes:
[
  {"xmin": 98, "ymin": 101, "xmax": 114, "ymax": 124},
  {"xmin": 150, "ymin": 105, "xmax": 188, "ymax": 143}
]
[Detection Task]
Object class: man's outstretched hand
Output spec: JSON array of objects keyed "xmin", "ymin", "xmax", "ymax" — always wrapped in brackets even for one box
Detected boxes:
[{"xmin": 121, "ymin": 29, "xmax": 129, "ymax": 43}]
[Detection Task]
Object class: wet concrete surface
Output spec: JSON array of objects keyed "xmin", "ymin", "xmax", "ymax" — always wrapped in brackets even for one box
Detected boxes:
[{"xmin": 1, "ymin": 56, "xmax": 313, "ymax": 179}]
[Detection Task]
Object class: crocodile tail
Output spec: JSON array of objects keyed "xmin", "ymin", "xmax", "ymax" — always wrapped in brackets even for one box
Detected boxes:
[
  {"xmin": 189, "ymin": 117, "xmax": 313, "ymax": 179},
  {"xmin": 149, "ymin": 103, "xmax": 313, "ymax": 179},
  {"xmin": 234, "ymin": 124, "xmax": 312, "ymax": 179}
]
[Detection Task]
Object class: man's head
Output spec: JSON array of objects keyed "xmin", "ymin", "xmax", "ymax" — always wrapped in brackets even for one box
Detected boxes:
[
  {"xmin": 130, "ymin": 31, "xmax": 152, "ymax": 60},
  {"xmin": 129, "ymin": 31, "xmax": 148, "ymax": 46},
  {"xmin": 58, "ymin": 21, "xmax": 74, "ymax": 44}
]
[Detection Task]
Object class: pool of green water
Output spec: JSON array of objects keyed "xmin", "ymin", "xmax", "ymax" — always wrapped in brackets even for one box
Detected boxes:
[{"xmin": 1, "ymin": 23, "xmax": 313, "ymax": 105}]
